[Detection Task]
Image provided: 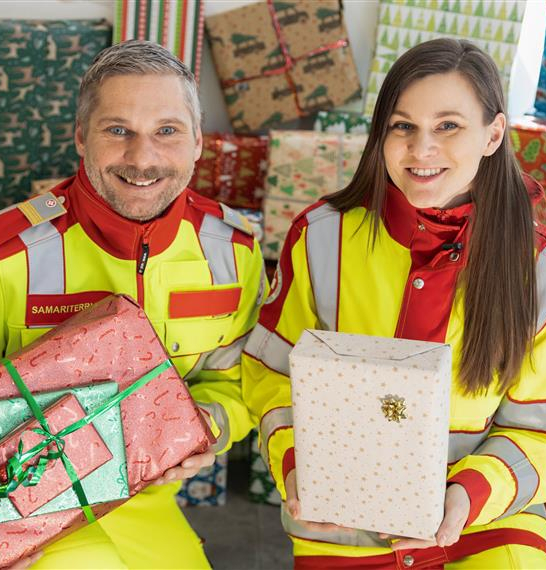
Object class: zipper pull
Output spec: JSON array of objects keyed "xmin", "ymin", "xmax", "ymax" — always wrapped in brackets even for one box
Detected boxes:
[{"xmin": 138, "ymin": 243, "xmax": 149, "ymax": 275}]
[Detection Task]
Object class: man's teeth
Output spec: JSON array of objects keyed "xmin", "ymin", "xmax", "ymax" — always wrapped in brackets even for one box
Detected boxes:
[
  {"xmin": 410, "ymin": 168, "xmax": 443, "ymax": 177},
  {"xmin": 121, "ymin": 176, "xmax": 159, "ymax": 186}
]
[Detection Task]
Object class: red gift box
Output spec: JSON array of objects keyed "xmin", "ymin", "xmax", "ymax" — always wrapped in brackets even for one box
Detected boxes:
[
  {"xmin": 0, "ymin": 394, "xmax": 112, "ymax": 518},
  {"xmin": 0, "ymin": 295, "xmax": 214, "ymax": 567},
  {"xmin": 189, "ymin": 133, "xmax": 268, "ymax": 209},
  {"xmin": 510, "ymin": 117, "xmax": 546, "ymax": 224}
]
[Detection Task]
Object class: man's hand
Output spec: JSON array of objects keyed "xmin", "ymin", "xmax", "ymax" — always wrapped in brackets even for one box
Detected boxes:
[
  {"xmin": 284, "ymin": 469, "xmax": 355, "ymax": 534},
  {"xmin": 154, "ymin": 407, "xmax": 216, "ymax": 485},
  {"xmin": 380, "ymin": 483, "xmax": 471, "ymax": 550},
  {"xmin": 153, "ymin": 449, "xmax": 216, "ymax": 485},
  {"xmin": 8, "ymin": 551, "xmax": 43, "ymax": 569}
]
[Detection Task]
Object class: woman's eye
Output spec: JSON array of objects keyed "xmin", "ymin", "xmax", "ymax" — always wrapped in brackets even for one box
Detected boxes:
[
  {"xmin": 108, "ymin": 126, "xmax": 127, "ymax": 136},
  {"xmin": 391, "ymin": 122, "xmax": 413, "ymax": 132},
  {"xmin": 159, "ymin": 126, "xmax": 176, "ymax": 135}
]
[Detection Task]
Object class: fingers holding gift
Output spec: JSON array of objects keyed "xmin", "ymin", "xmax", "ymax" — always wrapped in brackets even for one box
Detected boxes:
[
  {"xmin": 284, "ymin": 469, "xmax": 354, "ymax": 535},
  {"xmin": 153, "ymin": 449, "xmax": 216, "ymax": 485}
]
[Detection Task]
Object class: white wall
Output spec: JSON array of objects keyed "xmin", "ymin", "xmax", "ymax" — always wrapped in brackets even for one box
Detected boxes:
[{"xmin": 1, "ymin": 0, "xmax": 544, "ymax": 127}]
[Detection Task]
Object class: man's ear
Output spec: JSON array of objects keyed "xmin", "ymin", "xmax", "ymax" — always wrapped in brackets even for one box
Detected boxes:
[
  {"xmin": 483, "ymin": 112, "xmax": 506, "ymax": 157},
  {"xmin": 193, "ymin": 127, "xmax": 203, "ymax": 163},
  {"xmin": 74, "ymin": 121, "xmax": 85, "ymax": 158}
]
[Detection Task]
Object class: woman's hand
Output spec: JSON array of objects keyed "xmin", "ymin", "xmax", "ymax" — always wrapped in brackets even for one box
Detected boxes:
[
  {"xmin": 380, "ymin": 483, "xmax": 471, "ymax": 550},
  {"xmin": 284, "ymin": 469, "xmax": 355, "ymax": 534},
  {"xmin": 9, "ymin": 551, "xmax": 43, "ymax": 569}
]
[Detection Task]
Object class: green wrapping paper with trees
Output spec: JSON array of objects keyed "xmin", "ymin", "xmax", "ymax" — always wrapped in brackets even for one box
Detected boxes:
[
  {"xmin": 205, "ymin": 0, "xmax": 361, "ymax": 133},
  {"xmin": 0, "ymin": 19, "xmax": 111, "ymax": 207}
]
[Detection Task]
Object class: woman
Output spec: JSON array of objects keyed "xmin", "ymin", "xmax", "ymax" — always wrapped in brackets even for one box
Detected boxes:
[{"xmin": 242, "ymin": 39, "xmax": 546, "ymax": 569}]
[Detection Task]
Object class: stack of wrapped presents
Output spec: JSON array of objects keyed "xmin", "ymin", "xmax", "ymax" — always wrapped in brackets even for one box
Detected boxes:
[{"xmin": 2, "ymin": 0, "xmax": 544, "ymax": 511}]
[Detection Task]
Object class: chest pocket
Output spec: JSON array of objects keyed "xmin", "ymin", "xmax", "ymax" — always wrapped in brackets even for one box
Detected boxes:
[{"xmin": 165, "ymin": 283, "xmax": 242, "ymax": 357}]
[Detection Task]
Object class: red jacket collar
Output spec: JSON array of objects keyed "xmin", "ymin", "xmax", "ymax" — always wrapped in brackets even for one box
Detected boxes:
[
  {"xmin": 382, "ymin": 174, "xmax": 544, "ymax": 250},
  {"xmin": 64, "ymin": 161, "xmax": 188, "ymax": 260}
]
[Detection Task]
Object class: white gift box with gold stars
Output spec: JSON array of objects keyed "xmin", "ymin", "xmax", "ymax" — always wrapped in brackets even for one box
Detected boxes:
[{"xmin": 289, "ymin": 329, "xmax": 452, "ymax": 540}]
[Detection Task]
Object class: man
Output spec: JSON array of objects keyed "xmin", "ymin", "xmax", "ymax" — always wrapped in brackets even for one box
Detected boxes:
[{"xmin": 1, "ymin": 40, "xmax": 266, "ymax": 569}]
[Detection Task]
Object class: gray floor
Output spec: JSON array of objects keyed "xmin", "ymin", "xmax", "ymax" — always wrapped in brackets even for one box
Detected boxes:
[{"xmin": 182, "ymin": 459, "xmax": 293, "ymax": 570}]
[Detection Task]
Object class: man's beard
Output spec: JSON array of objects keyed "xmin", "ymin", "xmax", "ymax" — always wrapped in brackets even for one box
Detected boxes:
[{"xmin": 85, "ymin": 161, "xmax": 194, "ymax": 222}]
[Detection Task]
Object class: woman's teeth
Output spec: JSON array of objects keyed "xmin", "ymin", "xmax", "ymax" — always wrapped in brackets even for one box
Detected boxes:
[{"xmin": 409, "ymin": 168, "xmax": 443, "ymax": 177}]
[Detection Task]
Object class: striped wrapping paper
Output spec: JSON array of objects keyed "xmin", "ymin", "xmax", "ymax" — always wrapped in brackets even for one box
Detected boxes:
[{"xmin": 114, "ymin": 0, "xmax": 204, "ymax": 81}]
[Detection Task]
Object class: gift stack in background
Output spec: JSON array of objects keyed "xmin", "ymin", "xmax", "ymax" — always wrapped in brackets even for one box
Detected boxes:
[{"xmin": 1, "ymin": 0, "xmax": 545, "ymax": 513}]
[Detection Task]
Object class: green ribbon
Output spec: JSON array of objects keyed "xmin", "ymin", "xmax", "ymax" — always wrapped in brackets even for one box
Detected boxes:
[{"xmin": 0, "ymin": 358, "xmax": 173, "ymax": 523}]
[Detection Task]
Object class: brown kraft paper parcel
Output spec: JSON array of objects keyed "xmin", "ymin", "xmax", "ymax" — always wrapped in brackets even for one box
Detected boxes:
[
  {"xmin": 206, "ymin": 0, "xmax": 362, "ymax": 132},
  {"xmin": 0, "ymin": 295, "xmax": 214, "ymax": 566}
]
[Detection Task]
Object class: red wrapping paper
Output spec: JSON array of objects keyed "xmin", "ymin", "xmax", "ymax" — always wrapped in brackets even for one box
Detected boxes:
[
  {"xmin": 0, "ymin": 295, "xmax": 214, "ymax": 567},
  {"xmin": 0, "ymin": 394, "xmax": 112, "ymax": 518},
  {"xmin": 189, "ymin": 133, "xmax": 268, "ymax": 209}
]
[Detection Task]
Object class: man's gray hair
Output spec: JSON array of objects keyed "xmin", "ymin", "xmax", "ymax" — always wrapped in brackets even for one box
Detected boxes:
[{"xmin": 77, "ymin": 40, "xmax": 201, "ymax": 135}]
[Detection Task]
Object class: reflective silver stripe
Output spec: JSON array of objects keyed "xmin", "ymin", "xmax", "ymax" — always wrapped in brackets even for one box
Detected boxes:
[
  {"xmin": 537, "ymin": 248, "xmax": 546, "ymax": 331},
  {"xmin": 524, "ymin": 503, "xmax": 546, "ymax": 520},
  {"xmin": 198, "ymin": 401, "xmax": 230, "ymax": 453},
  {"xmin": 260, "ymin": 406, "xmax": 293, "ymax": 468},
  {"xmin": 495, "ymin": 397, "xmax": 546, "ymax": 432},
  {"xmin": 244, "ymin": 322, "xmax": 292, "ymax": 375},
  {"xmin": 19, "ymin": 222, "xmax": 64, "ymax": 294},
  {"xmin": 199, "ymin": 214, "xmax": 236, "ymax": 285},
  {"xmin": 281, "ymin": 504, "xmax": 389, "ymax": 547},
  {"xmin": 306, "ymin": 204, "xmax": 341, "ymax": 330},
  {"xmin": 448, "ymin": 425, "xmax": 492, "ymax": 463},
  {"xmin": 475, "ymin": 436, "xmax": 539, "ymax": 518},
  {"xmin": 202, "ymin": 334, "xmax": 249, "ymax": 371}
]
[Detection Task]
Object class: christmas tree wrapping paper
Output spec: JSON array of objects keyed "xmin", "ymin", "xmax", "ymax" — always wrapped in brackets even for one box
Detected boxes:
[
  {"xmin": 365, "ymin": 0, "xmax": 524, "ymax": 116},
  {"xmin": 189, "ymin": 133, "xmax": 269, "ymax": 209},
  {"xmin": 314, "ymin": 110, "xmax": 371, "ymax": 134},
  {"xmin": 262, "ymin": 130, "xmax": 367, "ymax": 260},
  {"xmin": 113, "ymin": 0, "xmax": 204, "ymax": 82},
  {"xmin": 510, "ymin": 117, "xmax": 546, "ymax": 223},
  {"xmin": 0, "ymin": 295, "xmax": 214, "ymax": 566},
  {"xmin": 178, "ymin": 453, "xmax": 228, "ymax": 507},
  {"xmin": 205, "ymin": 0, "xmax": 361, "ymax": 133},
  {"xmin": 0, "ymin": 20, "xmax": 112, "ymax": 208},
  {"xmin": 535, "ymin": 32, "xmax": 546, "ymax": 118},
  {"xmin": 0, "ymin": 383, "xmax": 128, "ymax": 522},
  {"xmin": 249, "ymin": 428, "xmax": 281, "ymax": 506}
]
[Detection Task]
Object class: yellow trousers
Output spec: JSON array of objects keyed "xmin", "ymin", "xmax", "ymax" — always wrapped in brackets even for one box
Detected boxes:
[{"xmin": 32, "ymin": 483, "xmax": 210, "ymax": 570}]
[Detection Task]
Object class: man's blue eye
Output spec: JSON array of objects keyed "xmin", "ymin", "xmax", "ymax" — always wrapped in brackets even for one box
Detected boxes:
[
  {"xmin": 109, "ymin": 126, "xmax": 127, "ymax": 136},
  {"xmin": 440, "ymin": 122, "xmax": 458, "ymax": 131},
  {"xmin": 159, "ymin": 126, "xmax": 176, "ymax": 135}
]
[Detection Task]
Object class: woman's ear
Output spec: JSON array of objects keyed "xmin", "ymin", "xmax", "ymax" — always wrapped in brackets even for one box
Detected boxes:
[{"xmin": 483, "ymin": 112, "xmax": 506, "ymax": 157}]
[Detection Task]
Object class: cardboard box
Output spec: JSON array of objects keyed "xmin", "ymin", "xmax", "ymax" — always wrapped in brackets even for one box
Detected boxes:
[
  {"xmin": 289, "ymin": 329, "xmax": 451, "ymax": 540},
  {"xmin": 314, "ymin": 110, "xmax": 370, "ymax": 134},
  {"xmin": 0, "ymin": 295, "xmax": 214, "ymax": 566},
  {"xmin": 262, "ymin": 130, "xmax": 367, "ymax": 259},
  {"xmin": 206, "ymin": 1, "xmax": 361, "ymax": 132},
  {"xmin": 0, "ymin": 383, "xmax": 127, "ymax": 520},
  {"xmin": 189, "ymin": 134, "xmax": 268, "ymax": 209}
]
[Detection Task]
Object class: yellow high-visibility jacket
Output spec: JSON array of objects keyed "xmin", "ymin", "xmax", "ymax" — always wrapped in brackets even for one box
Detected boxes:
[
  {"xmin": 242, "ymin": 179, "xmax": 546, "ymax": 568},
  {"xmin": 0, "ymin": 163, "xmax": 266, "ymax": 568}
]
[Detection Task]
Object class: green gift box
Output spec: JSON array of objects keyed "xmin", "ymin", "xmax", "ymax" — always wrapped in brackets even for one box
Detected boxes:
[
  {"xmin": 314, "ymin": 110, "xmax": 370, "ymax": 134},
  {"xmin": 0, "ymin": 382, "xmax": 128, "ymax": 521}
]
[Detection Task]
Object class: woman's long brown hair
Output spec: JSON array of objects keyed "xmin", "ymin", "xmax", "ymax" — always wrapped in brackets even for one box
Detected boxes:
[{"xmin": 326, "ymin": 39, "xmax": 536, "ymax": 395}]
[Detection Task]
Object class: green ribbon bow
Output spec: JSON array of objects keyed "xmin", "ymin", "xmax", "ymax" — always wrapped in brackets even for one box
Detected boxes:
[{"xmin": 0, "ymin": 357, "xmax": 173, "ymax": 523}]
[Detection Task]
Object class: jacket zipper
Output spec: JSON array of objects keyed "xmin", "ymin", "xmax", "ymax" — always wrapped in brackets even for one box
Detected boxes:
[{"xmin": 136, "ymin": 230, "xmax": 151, "ymax": 307}]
